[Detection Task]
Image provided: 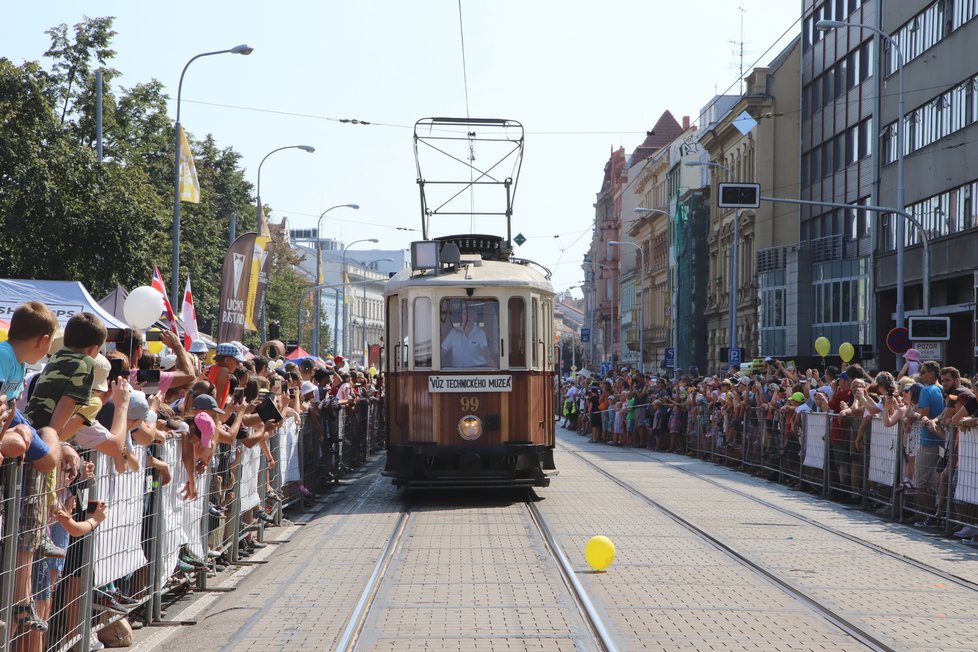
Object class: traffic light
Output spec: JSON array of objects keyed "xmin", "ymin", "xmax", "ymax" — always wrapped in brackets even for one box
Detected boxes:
[{"xmin": 718, "ymin": 183, "xmax": 761, "ymax": 209}]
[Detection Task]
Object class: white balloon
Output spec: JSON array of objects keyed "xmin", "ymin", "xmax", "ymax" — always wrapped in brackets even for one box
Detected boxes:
[{"xmin": 124, "ymin": 286, "xmax": 165, "ymax": 330}]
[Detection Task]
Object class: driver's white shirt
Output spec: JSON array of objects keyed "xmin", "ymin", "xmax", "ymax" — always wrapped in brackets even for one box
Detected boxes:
[{"xmin": 443, "ymin": 325, "xmax": 488, "ymax": 367}]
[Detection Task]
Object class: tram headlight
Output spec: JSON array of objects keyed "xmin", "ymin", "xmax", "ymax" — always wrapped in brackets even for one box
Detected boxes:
[{"xmin": 458, "ymin": 415, "xmax": 483, "ymax": 440}]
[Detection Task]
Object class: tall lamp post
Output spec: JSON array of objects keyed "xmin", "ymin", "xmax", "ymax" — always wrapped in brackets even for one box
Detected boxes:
[
  {"xmin": 171, "ymin": 44, "xmax": 253, "ymax": 306},
  {"xmin": 353, "ymin": 258, "xmax": 394, "ymax": 363},
  {"xmin": 608, "ymin": 241, "xmax": 645, "ymax": 373},
  {"xmin": 687, "ymin": 160, "xmax": 738, "ymax": 369},
  {"xmin": 341, "ymin": 238, "xmax": 379, "ymax": 355},
  {"xmin": 254, "ymin": 144, "xmax": 316, "ymax": 339},
  {"xmin": 313, "ymin": 204, "xmax": 360, "ymax": 356},
  {"xmin": 817, "ymin": 19, "xmax": 906, "ymax": 353}
]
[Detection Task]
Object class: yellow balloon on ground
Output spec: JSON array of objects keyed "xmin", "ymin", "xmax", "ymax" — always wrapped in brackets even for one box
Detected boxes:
[
  {"xmin": 839, "ymin": 342, "xmax": 855, "ymax": 363},
  {"xmin": 585, "ymin": 535, "xmax": 616, "ymax": 571},
  {"xmin": 814, "ymin": 336, "xmax": 831, "ymax": 358}
]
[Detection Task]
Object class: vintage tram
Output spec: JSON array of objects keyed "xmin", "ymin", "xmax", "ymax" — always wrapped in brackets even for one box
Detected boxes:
[{"xmin": 382, "ymin": 118, "xmax": 557, "ymax": 487}]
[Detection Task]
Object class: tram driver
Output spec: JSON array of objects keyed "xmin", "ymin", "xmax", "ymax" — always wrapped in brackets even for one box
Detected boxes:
[{"xmin": 441, "ymin": 301, "xmax": 491, "ymax": 368}]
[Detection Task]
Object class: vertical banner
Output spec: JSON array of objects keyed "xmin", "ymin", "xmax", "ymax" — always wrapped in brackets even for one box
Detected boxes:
[
  {"xmin": 178, "ymin": 125, "xmax": 201, "ymax": 204},
  {"xmin": 245, "ymin": 235, "xmax": 272, "ymax": 331},
  {"xmin": 218, "ymin": 233, "xmax": 258, "ymax": 343}
]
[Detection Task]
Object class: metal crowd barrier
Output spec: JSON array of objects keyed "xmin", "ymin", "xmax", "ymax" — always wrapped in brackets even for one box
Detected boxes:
[{"xmin": 0, "ymin": 401, "xmax": 386, "ymax": 651}]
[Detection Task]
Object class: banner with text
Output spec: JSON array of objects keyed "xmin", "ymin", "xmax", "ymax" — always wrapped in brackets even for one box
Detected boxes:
[
  {"xmin": 218, "ymin": 233, "xmax": 259, "ymax": 342},
  {"xmin": 427, "ymin": 375, "xmax": 513, "ymax": 393},
  {"xmin": 245, "ymin": 235, "xmax": 272, "ymax": 331}
]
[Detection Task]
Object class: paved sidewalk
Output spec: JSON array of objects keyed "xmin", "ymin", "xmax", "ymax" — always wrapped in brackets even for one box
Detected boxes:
[{"xmin": 555, "ymin": 430, "xmax": 978, "ymax": 650}]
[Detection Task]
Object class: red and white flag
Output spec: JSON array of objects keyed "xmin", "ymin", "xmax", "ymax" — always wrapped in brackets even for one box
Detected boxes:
[
  {"xmin": 181, "ymin": 277, "xmax": 200, "ymax": 349},
  {"xmin": 151, "ymin": 266, "xmax": 179, "ymax": 333}
]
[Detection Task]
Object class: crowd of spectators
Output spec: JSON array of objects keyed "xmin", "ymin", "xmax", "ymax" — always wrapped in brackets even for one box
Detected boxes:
[
  {"xmin": 560, "ymin": 351, "xmax": 978, "ymax": 535},
  {"xmin": 0, "ymin": 300, "xmax": 383, "ymax": 649}
]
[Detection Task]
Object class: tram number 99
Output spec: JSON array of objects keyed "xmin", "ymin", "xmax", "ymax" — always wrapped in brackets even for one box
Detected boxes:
[{"xmin": 460, "ymin": 396, "xmax": 479, "ymax": 412}]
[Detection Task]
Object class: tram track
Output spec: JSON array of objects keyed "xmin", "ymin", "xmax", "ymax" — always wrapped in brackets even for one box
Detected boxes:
[
  {"xmin": 334, "ymin": 491, "xmax": 620, "ymax": 651},
  {"xmin": 560, "ymin": 443, "xmax": 898, "ymax": 652},
  {"xmin": 624, "ymin": 445, "xmax": 978, "ymax": 595}
]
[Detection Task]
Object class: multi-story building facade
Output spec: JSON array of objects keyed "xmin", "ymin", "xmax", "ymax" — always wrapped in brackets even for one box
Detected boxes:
[
  {"xmin": 623, "ymin": 111, "xmax": 685, "ymax": 372},
  {"xmin": 589, "ymin": 147, "xmax": 626, "ymax": 368},
  {"xmin": 871, "ymin": 0, "xmax": 978, "ymax": 372},
  {"xmin": 688, "ymin": 39, "xmax": 800, "ymax": 372}
]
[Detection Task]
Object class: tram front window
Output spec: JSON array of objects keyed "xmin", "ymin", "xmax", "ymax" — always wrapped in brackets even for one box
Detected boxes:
[{"xmin": 440, "ymin": 298, "xmax": 499, "ymax": 369}]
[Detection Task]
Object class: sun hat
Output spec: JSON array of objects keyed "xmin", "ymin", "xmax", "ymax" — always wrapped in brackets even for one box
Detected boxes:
[
  {"xmin": 194, "ymin": 412, "xmax": 216, "ymax": 448},
  {"xmin": 904, "ymin": 348, "xmax": 920, "ymax": 362},
  {"xmin": 188, "ymin": 339, "xmax": 209, "ymax": 354},
  {"xmin": 300, "ymin": 380, "xmax": 318, "ymax": 397},
  {"xmin": 216, "ymin": 342, "xmax": 247, "ymax": 362}
]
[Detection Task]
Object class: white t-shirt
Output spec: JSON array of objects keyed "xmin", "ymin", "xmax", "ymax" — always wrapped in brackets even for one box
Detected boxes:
[
  {"xmin": 73, "ymin": 420, "xmax": 112, "ymax": 450},
  {"xmin": 442, "ymin": 325, "xmax": 489, "ymax": 368}
]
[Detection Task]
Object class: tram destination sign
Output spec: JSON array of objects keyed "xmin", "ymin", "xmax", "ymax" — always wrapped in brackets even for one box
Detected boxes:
[{"xmin": 428, "ymin": 375, "xmax": 513, "ymax": 392}]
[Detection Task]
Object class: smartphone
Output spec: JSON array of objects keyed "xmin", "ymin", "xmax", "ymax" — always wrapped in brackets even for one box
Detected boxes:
[
  {"xmin": 108, "ymin": 358, "xmax": 125, "ymax": 384},
  {"xmin": 86, "ymin": 500, "xmax": 98, "ymax": 514},
  {"xmin": 136, "ymin": 369, "xmax": 161, "ymax": 384},
  {"xmin": 145, "ymin": 330, "xmax": 163, "ymax": 342},
  {"xmin": 233, "ymin": 387, "xmax": 245, "ymax": 405}
]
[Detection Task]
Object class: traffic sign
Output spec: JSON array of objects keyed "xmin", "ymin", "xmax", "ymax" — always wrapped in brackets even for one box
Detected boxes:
[
  {"xmin": 513, "ymin": 233, "xmax": 526, "ymax": 246},
  {"xmin": 728, "ymin": 347, "xmax": 742, "ymax": 366},
  {"xmin": 580, "ymin": 328, "xmax": 590, "ymax": 343},
  {"xmin": 718, "ymin": 183, "xmax": 760, "ymax": 208},
  {"xmin": 911, "ymin": 341, "xmax": 944, "ymax": 362},
  {"xmin": 886, "ymin": 327, "xmax": 910, "ymax": 355},
  {"xmin": 663, "ymin": 347, "xmax": 675, "ymax": 369}
]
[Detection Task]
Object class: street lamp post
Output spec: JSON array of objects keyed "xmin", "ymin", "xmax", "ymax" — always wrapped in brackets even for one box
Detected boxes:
[
  {"xmin": 341, "ymin": 238, "xmax": 379, "ymax": 355},
  {"xmin": 817, "ymin": 19, "xmax": 906, "ymax": 360},
  {"xmin": 255, "ymin": 144, "xmax": 316, "ymax": 340},
  {"xmin": 608, "ymin": 241, "xmax": 644, "ymax": 373},
  {"xmin": 687, "ymin": 160, "xmax": 738, "ymax": 369},
  {"xmin": 313, "ymin": 204, "xmax": 360, "ymax": 356},
  {"xmin": 171, "ymin": 44, "xmax": 253, "ymax": 306},
  {"xmin": 353, "ymin": 258, "xmax": 394, "ymax": 364}
]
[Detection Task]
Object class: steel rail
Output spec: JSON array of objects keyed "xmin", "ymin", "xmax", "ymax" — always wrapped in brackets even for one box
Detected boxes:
[
  {"xmin": 525, "ymin": 501, "xmax": 621, "ymax": 652},
  {"xmin": 334, "ymin": 510, "xmax": 411, "ymax": 652}
]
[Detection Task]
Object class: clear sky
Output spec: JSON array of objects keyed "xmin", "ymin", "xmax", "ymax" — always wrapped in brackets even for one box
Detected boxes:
[{"xmin": 4, "ymin": 1, "xmax": 802, "ymax": 294}]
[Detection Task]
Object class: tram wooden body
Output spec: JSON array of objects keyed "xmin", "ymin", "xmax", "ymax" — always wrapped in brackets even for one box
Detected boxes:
[{"xmin": 382, "ymin": 235, "xmax": 557, "ymax": 488}]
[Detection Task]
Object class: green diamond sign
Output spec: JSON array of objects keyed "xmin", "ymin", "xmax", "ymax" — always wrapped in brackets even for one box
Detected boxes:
[{"xmin": 514, "ymin": 233, "xmax": 526, "ymax": 246}]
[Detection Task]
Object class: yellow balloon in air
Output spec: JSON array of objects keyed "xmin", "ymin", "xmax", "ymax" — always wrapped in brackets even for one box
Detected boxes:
[
  {"xmin": 839, "ymin": 342, "xmax": 855, "ymax": 363},
  {"xmin": 814, "ymin": 336, "xmax": 831, "ymax": 358},
  {"xmin": 585, "ymin": 535, "xmax": 616, "ymax": 571}
]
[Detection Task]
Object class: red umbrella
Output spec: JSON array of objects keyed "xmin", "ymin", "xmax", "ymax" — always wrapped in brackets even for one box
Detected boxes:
[{"xmin": 286, "ymin": 346, "xmax": 310, "ymax": 360}]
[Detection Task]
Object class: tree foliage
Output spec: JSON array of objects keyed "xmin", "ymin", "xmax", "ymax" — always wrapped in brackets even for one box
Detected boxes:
[{"xmin": 0, "ymin": 16, "xmax": 298, "ymax": 341}]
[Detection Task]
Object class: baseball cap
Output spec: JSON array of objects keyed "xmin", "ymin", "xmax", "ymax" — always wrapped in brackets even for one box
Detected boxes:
[
  {"xmin": 128, "ymin": 391, "xmax": 151, "ymax": 421},
  {"xmin": 160, "ymin": 353, "xmax": 177, "ymax": 371},
  {"xmin": 188, "ymin": 339, "xmax": 209, "ymax": 354},
  {"xmin": 194, "ymin": 412, "xmax": 216, "ymax": 448},
  {"xmin": 91, "ymin": 354, "xmax": 111, "ymax": 393},
  {"xmin": 737, "ymin": 375, "xmax": 750, "ymax": 385},
  {"xmin": 300, "ymin": 380, "xmax": 318, "ymax": 397},
  {"xmin": 193, "ymin": 393, "xmax": 226, "ymax": 414},
  {"xmin": 299, "ymin": 358, "xmax": 315, "ymax": 372},
  {"xmin": 790, "ymin": 392, "xmax": 806, "ymax": 403},
  {"xmin": 216, "ymin": 342, "xmax": 247, "ymax": 362},
  {"xmin": 764, "ymin": 356, "xmax": 774, "ymax": 363},
  {"xmin": 334, "ymin": 355, "xmax": 345, "ymax": 368}
]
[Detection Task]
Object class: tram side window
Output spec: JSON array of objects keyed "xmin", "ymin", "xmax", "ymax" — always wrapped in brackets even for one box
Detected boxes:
[
  {"xmin": 530, "ymin": 297, "xmax": 539, "ymax": 368},
  {"xmin": 439, "ymin": 298, "xmax": 499, "ymax": 369},
  {"xmin": 413, "ymin": 297, "xmax": 432, "ymax": 368},
  {"xmin": 508, "ymin": 297, "xmax": 526, "ymax": 367},
  {"xmin": 400, "ymin": 297, "xmax": 409, "ymax": 368}
]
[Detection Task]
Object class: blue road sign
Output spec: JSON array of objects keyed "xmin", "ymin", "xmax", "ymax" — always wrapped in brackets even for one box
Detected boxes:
[
  {"xmin": 580, "ymin": 328, "xmax": 590, "ymax": 343},
  {"xmin": 728, "ymin": 347, "xmax": 742, "ymax": 366},
  {"xmin": 663, "ymin": 347, "xmax": 675, "ymax": 369}
]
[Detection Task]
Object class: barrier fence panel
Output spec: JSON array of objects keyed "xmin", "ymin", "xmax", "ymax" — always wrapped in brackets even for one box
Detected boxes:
[
  {"xmin": 800, "ymin": 412, "xmax": 828, "ymax": 495},
  {"xmin": 0, "ymin": 459, "xmax": 23, "ymax": 652},
  {"xmin": 866, "ymin": 417, "xmax": 901, "ymax": 516}
]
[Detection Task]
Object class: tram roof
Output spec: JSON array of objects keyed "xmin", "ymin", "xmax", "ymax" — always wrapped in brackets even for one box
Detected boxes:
[{"xmin": 385, "ymin": 258, "xmax": 553, "ymax": 295}]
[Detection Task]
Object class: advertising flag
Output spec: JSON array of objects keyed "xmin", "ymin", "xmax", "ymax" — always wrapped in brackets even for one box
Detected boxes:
[
  {"xmin": 245, "ymin": 235, "xmax": 272, "ymax": 331},
  {"xmin": 181, "ymin": 278, "xmax": 200, "ymax": 349},
  {"xmin": 218, "ymin": 233, "xmax": 258, "ymax": 342},
  {"xmin": 178, "ymin": 126, "xmax": 201, "ymax": 204},
  {"xmin": 151, "ymin": 267, "xmax": 179, "ymax": 333}
]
